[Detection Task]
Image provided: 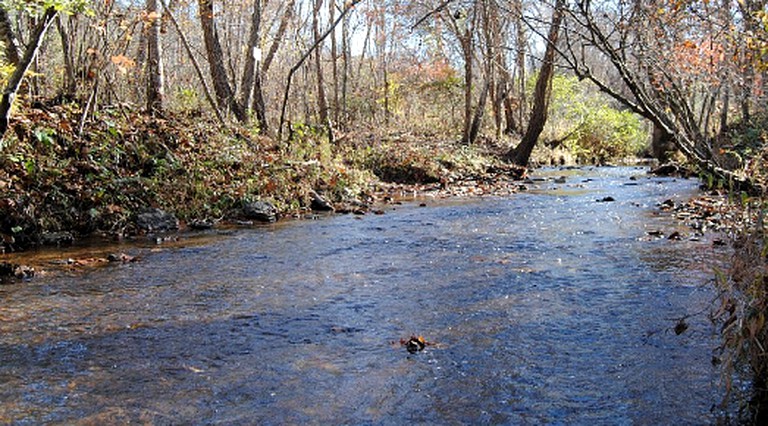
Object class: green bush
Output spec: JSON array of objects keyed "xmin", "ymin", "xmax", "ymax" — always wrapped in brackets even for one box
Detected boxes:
[{"xmin": 544, "ymin": 74, "xmax": 649, "ymax": 162}]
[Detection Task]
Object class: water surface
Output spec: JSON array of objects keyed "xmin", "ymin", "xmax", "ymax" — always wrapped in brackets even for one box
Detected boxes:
[{"xmin": 1, "ymin": 167, "xmax": 725, "ymax": 424}]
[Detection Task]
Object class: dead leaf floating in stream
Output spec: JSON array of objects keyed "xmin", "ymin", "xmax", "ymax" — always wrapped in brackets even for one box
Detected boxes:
[{"xmin": 400, "ymin": 335, "xmax": 427, "ymax": 353}]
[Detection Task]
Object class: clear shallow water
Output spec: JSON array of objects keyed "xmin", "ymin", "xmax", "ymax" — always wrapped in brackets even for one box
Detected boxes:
[{"xmin": 1, "ymin": 167, "xmax": 727, "ymax": 424}]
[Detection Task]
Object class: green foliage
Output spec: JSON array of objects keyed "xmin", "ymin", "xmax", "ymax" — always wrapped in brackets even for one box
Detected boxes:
[
  {"xmin": 543, "ymin": 74, "xmax": 649, "ymax": 162},
  {"xmin": 1, "ymin": 0, "xmax": 91, "ymax": 15},
  {"xmin": 172, "ymin": 87, "xmax": 203, "ymax": 113}
]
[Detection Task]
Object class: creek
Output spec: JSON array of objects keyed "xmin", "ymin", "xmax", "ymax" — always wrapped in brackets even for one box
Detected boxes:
[{"xmin": 0, "ymin": 167, "xmax": 727, "ymax": 424}]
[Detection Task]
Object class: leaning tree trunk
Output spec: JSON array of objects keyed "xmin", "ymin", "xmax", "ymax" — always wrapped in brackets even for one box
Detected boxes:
[
  {"xmin": 506, "ymin": 0, "xmax": 564, "ymax": 166},
  {"xmin": 0, "ymin": 7, "xmax": 57, "ymax": 140}
]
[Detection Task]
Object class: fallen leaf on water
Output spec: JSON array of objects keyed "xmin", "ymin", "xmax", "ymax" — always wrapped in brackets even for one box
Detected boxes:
[{"xmin": 398, "ymin": 335, "xmax": 429, "ymax": 353}]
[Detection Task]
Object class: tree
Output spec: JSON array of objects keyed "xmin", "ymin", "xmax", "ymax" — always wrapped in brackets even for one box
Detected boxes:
[
  {"xmin": 0, "ymin": 7, "xmax": 58, "ymax": 139},
  {"xmin": 146, "ymin": 0, "xmax": 164, "ymax": 115},
  {"xmin": 0, "ymin": 7, "xmax": 19, "ymax": 66},
  {"xmin": 238, "ymin": 0, "xmax": 268, "ymax": 132},
  {"xmin": 278, "ymin": 0, "xmax": 364, "ymax": 140},
  {"xmin": 558, "ymin": 0, "xmax": 760, "ymax": 190},
  {"xmin": 313, "ymin": 0, "xmax": 329, "ymax": 125},
  {"xmin": 505, "ymin": 0, "xmax": 565, "ymax": 166},
  {"xmin": 198, "ymin": 0, "xmax": 246, "ymax": 122}
]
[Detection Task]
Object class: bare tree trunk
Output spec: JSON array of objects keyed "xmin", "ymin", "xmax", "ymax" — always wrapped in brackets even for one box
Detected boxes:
[
  {"xmin": 468, "ymin": 0, "xmax": 497, "ymax": 144},
  {"xmin": 278, "ymin": 0, "xmax": 363, "ymax": 140},
  {"xmin": 161, "ymin": 0, "xmax": 224, "ymax": 126},
  {"xmin": 340, "ymin": 7, "xmax": 350, "ymax": 127},
  {"xmin": 468, "ymin": 80, "xmax": 489, "ymax": 144},
  {"xmin": 514, "ymin": 0, "xmax": 526, "ymax": 129},
  {"xmin": 720, "ymin": 84, "xmax": 730, "ymax": 135},
  {"xmin": 239, "ymin": 0, "xmax": 261, "ymax": 109},
  {"xmin": 56, "ymin": 16, "xmax": 76, "ymax": 98},
  {"xmin": 0, "ymin": 8, "xmax": 57, "ymax": 139},
  {"xmin": 330, "ymin": 0, "xmax": 339, "ymax": 124},
  {"xmin": 146, "ymin": 0, "xmax": 164, "ymax": 115},
  {"xmin": 251, "ymin": 0, "xmax": 295, "ymax": 133},
  {"xmin": 239, "ymin": 0, "xmax": 268, "ymax": 132},
  {"xmin": 313, "ymin": 0, "xmax": 329, "ymax": 125},
  {"xmin": 503, "ymin": 94, "xmax": 519, "ymax": 134},
  {"xmin": 505, "ymin": 0, "xmax": 564, "ymax": 166},
  {"xmin": 262, "ymin": 0, "xmax": 294, "ymax": 74},
  {"xmin": 0, "ymin": 7, "xmax": 19, "ymax": 66},
  {"xmin": 651, "ymin": 123, "xmax": 676, "ymax": 163},
  {"xmin": 198, "ymin": 0, "xmax": 246, "ymax": 122},
  {"xmin": 461, "ymin": 26, "xmax": 473, "ymax": 144}
]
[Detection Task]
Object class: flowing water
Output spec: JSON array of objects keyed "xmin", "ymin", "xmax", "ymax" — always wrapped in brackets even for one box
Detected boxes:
[{"xmin": 1, "ymin": 167, "xmax": 728, "ymax": 424}]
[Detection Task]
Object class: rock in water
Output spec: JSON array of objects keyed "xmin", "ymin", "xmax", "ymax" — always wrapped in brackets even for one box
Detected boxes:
[
  {"xmin": 243, "ymin": 201, "xmax": 278, "ymax": 223},
  {"xmin": 136, "ymin": 208, "xmax": 179, "ymax": 232}
]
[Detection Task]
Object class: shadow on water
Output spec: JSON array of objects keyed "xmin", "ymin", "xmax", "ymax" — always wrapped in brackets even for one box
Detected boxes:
[{"xmin": 0, "ymin": 167, "xmax": 737, "ymax": 423}]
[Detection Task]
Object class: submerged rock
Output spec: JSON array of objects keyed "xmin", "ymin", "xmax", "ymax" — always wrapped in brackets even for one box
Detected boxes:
[
  {"xmin": 136, "ymin": 208, "xmax": 179, "ymax": 232},
  {"xmin": 243, "ymin": 201, "xmax": 278, "ymax": 223}
]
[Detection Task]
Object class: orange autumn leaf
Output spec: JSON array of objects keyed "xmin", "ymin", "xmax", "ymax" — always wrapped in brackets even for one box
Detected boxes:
[{"xmin": 110, "ymin": 55, "xmax": 136, "ymax": 74}]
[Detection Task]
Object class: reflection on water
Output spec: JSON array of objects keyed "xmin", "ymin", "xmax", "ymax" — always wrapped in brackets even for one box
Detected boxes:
[{"xmin": 1, "ymin": 167, "xmax": 728, "ymax": 423}]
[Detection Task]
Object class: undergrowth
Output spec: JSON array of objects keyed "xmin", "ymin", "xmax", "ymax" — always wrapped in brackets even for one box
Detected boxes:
[
  {"xmin": 0, "ymin": 104, "xmax": 503, "ymax": 248},
  {"xmin": 713, "ymin": 199, "xmax": 768, "ymax": 422}
]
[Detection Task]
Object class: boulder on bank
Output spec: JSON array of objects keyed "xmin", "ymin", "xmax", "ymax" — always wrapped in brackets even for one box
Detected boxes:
[
  {"xmin": 242, "ymin": 201, "xmax": 278, "ymax": 223},
  {"xmin": 40, "ymin": 231, "xmax": 74, "ymax": 246},
  {"xmin": 309, "ymin": 190, "xmax": 334, "ymax": 212},
  {"xmin": 136, "ymin": 208, "xmax": 179, "ymax": 232}
]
